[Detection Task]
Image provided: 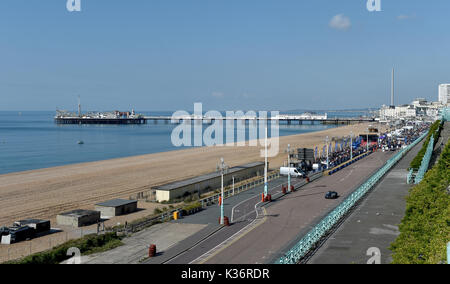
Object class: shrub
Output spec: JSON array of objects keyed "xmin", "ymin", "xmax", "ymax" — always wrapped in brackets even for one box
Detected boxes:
[{"xmin": 391, "ymin": 137, "xmax": 450, "ymax": 264}]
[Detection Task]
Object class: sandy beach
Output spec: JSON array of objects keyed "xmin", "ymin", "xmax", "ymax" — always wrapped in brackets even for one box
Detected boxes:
[{"xmin": 0, "ymin": 122, "xmax": 386, "ymax": 227}]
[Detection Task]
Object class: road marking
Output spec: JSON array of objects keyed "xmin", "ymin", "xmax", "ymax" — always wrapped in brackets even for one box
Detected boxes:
[
  {"xmin": 230, "ymin": 181, "xmax": 283, "ymax": 223},
  {"xmin": 231, "ymin": 179, "xmax": 302, "ymax": 223},
  {"xmin": 190, "ymin": 207, "xmax": 268, "ymax": 264},
  {"xmin": 340, "ymin": 169, "xmax": 354, "ymax": 182},
  {"xmin": 191, "ymin": 180, "xmax": 306, "ymax": 264}
]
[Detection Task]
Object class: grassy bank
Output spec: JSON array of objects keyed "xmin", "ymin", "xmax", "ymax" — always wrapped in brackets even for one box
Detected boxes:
[
  {"xmin": 391, "ymin": 137, "xmax": 450, "ymax": 264},
  {"xmin": 4, "ymin": 232, "xmax": 123, "ymax": 264},
  {"xmin": 410, "ymin": 120, "xmax": 442, "ymax": 170}
]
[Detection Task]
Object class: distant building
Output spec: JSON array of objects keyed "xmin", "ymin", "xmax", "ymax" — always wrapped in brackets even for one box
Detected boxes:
[
  {"xmin": 439, "ymin": 84, "xmax": 450, "ymax": 105},
  {"xmin": 153, "ymin": 162, "xmax": 265, "ymax": 202},
  {"xmin": 379, "ymin": 98, "xmax": 441, "ymax": 121}
]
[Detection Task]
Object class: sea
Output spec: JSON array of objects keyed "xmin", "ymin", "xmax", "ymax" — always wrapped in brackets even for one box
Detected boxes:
[{"xmin": 0, "ymin": 110, "xmax": 373, "ymax": 175}]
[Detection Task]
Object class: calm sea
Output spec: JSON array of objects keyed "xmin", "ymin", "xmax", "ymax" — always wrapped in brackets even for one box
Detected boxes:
[{"xmin": 0, "ymin": 110, "xmax": 370, "ymax": 175}]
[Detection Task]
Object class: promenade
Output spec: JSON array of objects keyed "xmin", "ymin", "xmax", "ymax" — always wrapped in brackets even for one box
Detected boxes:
[{"xmin": 308, "ymin": 138, "xmax": 425, "ymax": 264}]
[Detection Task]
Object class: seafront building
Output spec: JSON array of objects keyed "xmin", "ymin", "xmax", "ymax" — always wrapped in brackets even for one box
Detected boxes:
[
  {"xmin": 439, "ymin": 84, "xmax": 450, "ymax": 105},
  {"xmin": 379, "ymin": 98, "xmax": 441, "ymax": 122}
]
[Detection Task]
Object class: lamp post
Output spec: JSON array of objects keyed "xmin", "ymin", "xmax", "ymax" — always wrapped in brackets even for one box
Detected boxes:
[
  {"xmin": 232, "ymin": 176, "xmax": 235, "ymax": 196},
  {"xmin": 264, "ymin": 126, "xmax": 268, "ymax": 198},
  {"xmin": 367, "ymin": 131, "xmax": 369, "ymax": 152},
  {"xmin": 217, "ymin": 157, "xmax": 228, "ymax": 225},
  {"xmin": 325, "ymin": 136, "xmax": 329, "ymax": 169},
  {"xmin": 287, "ymin": 144, "xmax": 291, "ymax": 192},
  {"xmin": 350, "ymin": 131, "xmax": 353, "ymax": 160}
]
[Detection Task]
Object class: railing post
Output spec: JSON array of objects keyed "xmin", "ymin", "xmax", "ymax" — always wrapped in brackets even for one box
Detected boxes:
[{"xmin": 447, "ymin": 242, "xmax": 450, "ymax": 264}]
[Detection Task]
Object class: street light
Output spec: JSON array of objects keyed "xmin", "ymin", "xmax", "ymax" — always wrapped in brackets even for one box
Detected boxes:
[
  {"xmin": 325, "ymin": 136, "xmax": 330, "ymax": 169},
  {"xmin": 367, "ymin": 128, "xmax": 369, "ymax": 152},
  {"xmin": 350, "ymin": 131, "xmax": 353, "ymax": 160},
  {"xmin": 217, "ymin": 157, "xmax": 229, "ymax": 225},
  {"xmin": 264, "ymin": 125, "xmax": 268, "ymax": 198},
  {"xmin": 287, "ymin": 144, "xmax": 291, "ymax": 192}
]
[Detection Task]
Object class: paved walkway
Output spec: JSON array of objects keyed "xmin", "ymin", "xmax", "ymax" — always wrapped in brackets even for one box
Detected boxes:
[
  {"xmin": 78, "ymin": 222, "xmax": 207, "ymax": 264},
  {"xmin": 308, "ymin": 139, "xmax": 424, "ymax": 264}
]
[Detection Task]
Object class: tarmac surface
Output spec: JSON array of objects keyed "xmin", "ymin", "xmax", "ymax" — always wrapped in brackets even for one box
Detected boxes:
[
  {"xmin": 202, "ymin": 150, "xmax": 393, "ymax": 264},
  {"xmin": 307, "ymin": 139, "xmax": 425, "ymax": 264},
  {"xmin": 85, "ymin": 147, "xmax": 403, "ymax": 264},
  {"xmin": 144, "ymin": 175, "xmax": 307, "ymax": 264}
]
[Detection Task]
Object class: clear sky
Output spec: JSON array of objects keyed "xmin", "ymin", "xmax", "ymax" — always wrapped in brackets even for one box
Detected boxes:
[{"xmin": 1, "ymin": 0, "xmax": 449, "ymax": 112}]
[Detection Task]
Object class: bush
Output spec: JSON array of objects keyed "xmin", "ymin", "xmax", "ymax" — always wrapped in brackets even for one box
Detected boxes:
[
  {"xmin": 391, "ymin": 138, "xmax": 450, "ymax": 264},
  {"xmin": 181, "ymin": 202, "xmax": 202, "ymax": 216}
]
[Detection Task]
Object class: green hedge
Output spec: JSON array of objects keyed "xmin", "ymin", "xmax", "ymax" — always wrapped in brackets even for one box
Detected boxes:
[
  {"xmin": 4, "ymin": 232, "xmax": 123, "ymax": 264},
  {"xmin": 391, "ymin": 138, "xmax": 450, "ymax": 264},
  {"xmin": 410, "ymin": 120, "xmax": 442, "ymax": 170},
  {"xmin": 181, "ymin": 202, "xmax": 202, "ymax": 216}
]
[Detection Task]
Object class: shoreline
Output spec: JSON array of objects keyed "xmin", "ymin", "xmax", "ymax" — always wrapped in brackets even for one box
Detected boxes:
[
  {"xmin": 0, "ymin": 122, "xmax": 386, "ymax": 227},
  {"xmin": 0, "ymin": 124, "xmax": 338, "ymax": 177}
]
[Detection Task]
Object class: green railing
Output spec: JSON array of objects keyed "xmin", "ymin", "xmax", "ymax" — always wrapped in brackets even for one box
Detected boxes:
[
  {"xmin": 440, "ymin": 107, "xmax": 450, "ymax": 122},
  {"xmin": 275, "ymin": 131, "xmax": 428, "ymax": 264},
  {"xmin": 414, "ymin": 135, "xmax": 434, "ymax": 184}
]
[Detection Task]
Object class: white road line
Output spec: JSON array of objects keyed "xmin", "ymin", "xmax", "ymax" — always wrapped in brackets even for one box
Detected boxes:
[
  {"xmin": 231, "ymin": 181, "xmax": 283, "ymax": 223},
  {"xmin": 189, "ymin": 207, "xmax": 268, "ymax": 264},
  {"xmin": 230, "ymin": 179, "xmax": 304, "ymax": 223},
  {"xmin": 192, "ymin": 180, "xmax": 306, "ymax": 263}
]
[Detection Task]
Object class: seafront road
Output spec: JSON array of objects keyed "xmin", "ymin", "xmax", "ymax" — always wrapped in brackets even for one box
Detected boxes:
[
  {"xmin": 201, "ymin": 151, "xmax": 393, "ymax": 264},
  {"xmin": 309, "ymin": 126, "xmax": 447, "ymax": 264},
  {"xmin": 142, "ymin": 150, "xmax": 394, "ymax": 264}
]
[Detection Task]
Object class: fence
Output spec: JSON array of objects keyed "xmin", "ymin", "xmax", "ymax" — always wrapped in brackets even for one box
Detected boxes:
[
  {"xmin": 199, "ymin": 171, "xmax": 280, "ymax": 208},
  {"xmin": 275, "ymin": 131, "xmax": 428, "ymax": 264},
  {"xmin": 116, "ymin": 171, "xmax": 281, "ymax": 233},
  {"xmin": 324, "ymin": 151, "xmax": 371, "ymax": 176},
  {"xmin": 440, "ymin": 107, "xmax": 450, "ymax": 122},
  {"xmin": 414, "ymin": 135, "xmax": 434, "ymax": 184},
  {"xmin": 0, "ymin": 227, "xmax": 95, "ymax": 263}
]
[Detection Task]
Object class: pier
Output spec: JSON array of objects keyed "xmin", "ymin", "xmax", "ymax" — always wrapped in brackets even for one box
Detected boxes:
[
  {"xmin": 55, "ymin": 116, "xmax": 375, "ymax": 125},
  {"xmin": 55, "ymin": 117, "xmax": 147, "ymax": 124},
  {"xmin": 142, "ymin": 115, "xmax": 375, "ymax": 125}
]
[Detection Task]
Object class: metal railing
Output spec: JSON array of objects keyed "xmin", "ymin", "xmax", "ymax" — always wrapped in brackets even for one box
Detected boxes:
[
  {"xmin": 199, "ymin": 171, "xmax": 280, "ymax": 208},
  {"xmin": 115, "ymin": 171, "xmax": 281, "ymax": 234},
  {"xmin": 275, "ymin": 131, "xmax": 428, "ymax": 264},
  {"xmin": 414, "ymin": 135, "xmax": 434, "ymax": 184}
]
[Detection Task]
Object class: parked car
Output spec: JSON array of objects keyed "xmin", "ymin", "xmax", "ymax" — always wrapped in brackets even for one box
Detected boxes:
[{"xmin": 325, "ymin": 191, "xmax": 339, "ymax": 199}]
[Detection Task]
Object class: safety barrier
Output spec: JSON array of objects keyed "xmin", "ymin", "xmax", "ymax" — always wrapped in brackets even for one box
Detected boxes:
[
  {"xmin": 199, "ymin": 171, "xmax": 280, "ymax": 208},
  {"xmin": 275, "ymin": 131, "xmax": 428, "ymax": 264},
  {"xmin": 414, "ymin": 135, "xmax": 434, "ymax": 184},
  {"xmin": 406, "ymin": 169, "xmax": 415, "ymax": 185},
  {"xmin": 440, "ymin": 107, "xmax": 450, "ymax": 122},
  {"xmin": 447, "ymin": 242, "xmax": 450, "ymax": 264},
  {"xmin": 325, "ymin": 152, "xmax": 371, "ymax": 176}
]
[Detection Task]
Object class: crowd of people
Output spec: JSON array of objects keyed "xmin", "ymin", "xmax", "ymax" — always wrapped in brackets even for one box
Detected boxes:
[{"xmin": 309, "ymin": 122, "xmax": 429, "ymax": 172}]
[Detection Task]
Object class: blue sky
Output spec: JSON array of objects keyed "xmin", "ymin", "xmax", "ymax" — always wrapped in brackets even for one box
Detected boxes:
[{"xmin": 1, "ymin": 0, "xmax": 449, "ymax": 111}]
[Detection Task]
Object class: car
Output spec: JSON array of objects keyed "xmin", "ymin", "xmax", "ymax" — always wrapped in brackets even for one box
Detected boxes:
[{"xmin": 325, "ymin": 191, "xmax": 339, "ymax": 199}]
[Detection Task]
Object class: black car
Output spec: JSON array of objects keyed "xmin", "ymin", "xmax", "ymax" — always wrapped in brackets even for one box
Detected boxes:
[{"xmin": 325, "ymin": 191, "xmax": 339, "ymax": 199}]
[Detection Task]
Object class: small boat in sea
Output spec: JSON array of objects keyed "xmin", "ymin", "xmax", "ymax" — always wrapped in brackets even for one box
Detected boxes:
[{"xmin": 77, "ymin": 141, "xmax": 84, "ymax": 145}]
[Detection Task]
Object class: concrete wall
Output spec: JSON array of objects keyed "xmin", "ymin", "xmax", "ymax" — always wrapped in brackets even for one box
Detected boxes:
[
  {"xmin": 95, "ymin": 202, "xmax": 137, "ymax": 218},
  {"xmin": 156, "ymin": 164, "xmax": 264, "ymax": 202},
  {"xmin": 57, "ymin": 211, "xmax": 101, "ymax": 227}
]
